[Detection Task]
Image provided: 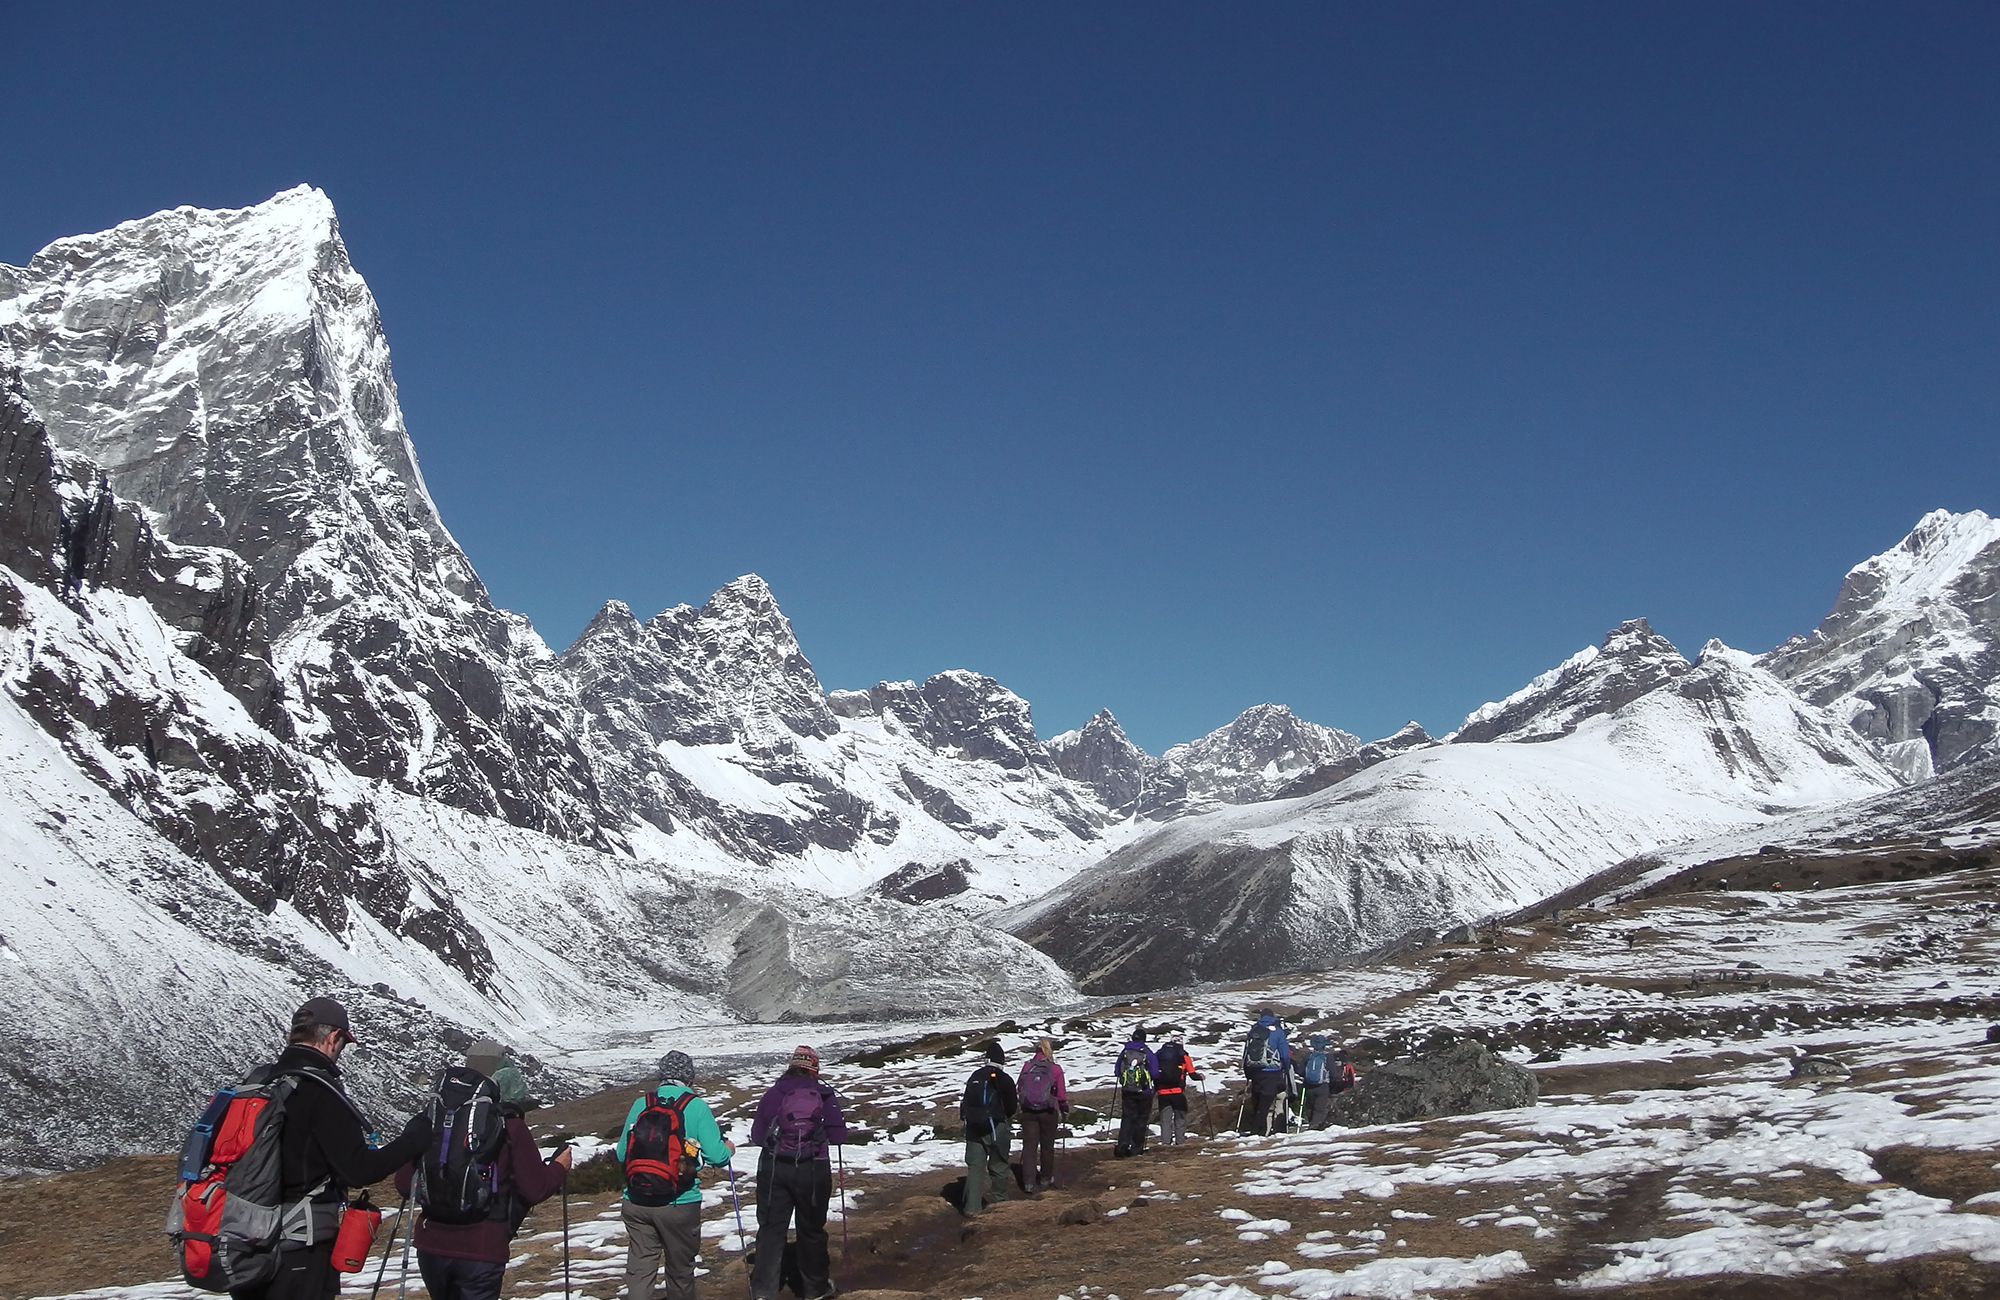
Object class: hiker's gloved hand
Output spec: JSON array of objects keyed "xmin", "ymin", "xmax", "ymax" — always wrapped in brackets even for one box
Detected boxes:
[{"xmin": 397, "ymin": 1112, "xmax": 434, "ymax": 1147}]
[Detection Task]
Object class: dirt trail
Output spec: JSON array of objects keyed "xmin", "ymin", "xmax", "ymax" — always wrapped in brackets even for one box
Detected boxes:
[{"xmin": 16, "ymin": 864, "xmax": 2000, "ymax": 1299}]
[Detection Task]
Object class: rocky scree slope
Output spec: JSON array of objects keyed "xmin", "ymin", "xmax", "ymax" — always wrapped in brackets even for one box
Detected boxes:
[{"xmin": 1005, "ymin": 623, "xmax": 1904, "ymax": 994}]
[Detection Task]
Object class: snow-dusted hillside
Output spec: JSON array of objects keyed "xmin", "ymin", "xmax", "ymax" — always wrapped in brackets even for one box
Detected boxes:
[
  {"xmin": 1761, "ymin": 508, "xmax": 2000, "ymax": 781},
  {"xmin": 0, "ymin": 543, "xmax": 1076, "ymax": 1171},
  {"xmin": 1004, "ymin": 630, "xmax": 1902, "ymax": 994}
]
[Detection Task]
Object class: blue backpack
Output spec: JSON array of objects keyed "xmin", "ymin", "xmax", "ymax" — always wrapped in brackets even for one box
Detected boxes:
[{"xmin": 1303, "ymin": 1050, "xmax": 1329, "ymax": 1085}]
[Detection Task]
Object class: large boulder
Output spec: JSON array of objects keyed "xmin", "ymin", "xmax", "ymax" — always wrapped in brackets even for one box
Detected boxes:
[{"xmin": 1328, "ymin": 1040, "xmax": 1537, "ymax": 1126}]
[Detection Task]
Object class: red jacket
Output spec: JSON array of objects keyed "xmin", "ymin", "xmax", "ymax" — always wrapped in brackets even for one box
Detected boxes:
[{"xmin": 395, "ymin": 1115, "xmax": 567, "ymax": 1263}]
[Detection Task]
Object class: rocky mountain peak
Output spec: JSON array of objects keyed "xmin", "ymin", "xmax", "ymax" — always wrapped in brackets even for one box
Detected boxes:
[
  {"xmin": 860, "ymin": 671, "xmax": 1048, "ymax": 771},
  {"xmin": 1759, "ymin": 508, "xmax": 2000, "ymax": 780},
  {"xmin": 1451, "ymin": 617, "xmax": 1691, "ymax": 745},
  {"xmin": 1140, "ymin": 702, "xmax": 1362, "ymax": 816},
  {"xmin": 1047, "ymin": 708, "xmax": 1149, "ymax": 814},
  {"xmin": 566, "ymin": 575, "xmax": 836, "ymax": 753},
  {"xmin": 1266, "ymin": 719, "xmax": 1440, "ymax": 801},
  {"xmin": 0, "ymin": 188, "xmax": 603, "ymax": 840}
]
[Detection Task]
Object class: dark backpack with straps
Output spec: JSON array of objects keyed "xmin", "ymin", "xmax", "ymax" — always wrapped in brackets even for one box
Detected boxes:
[
  {"xmin": 624, "ymin": 1090, "xmax": 704, "ymax": 1204},
  {"xmin": 166, "ymin": 1064, "xmax": 346, "ymax": 1292},
  {"xmin": 414, "ymin": 1067, "xmax": 509, "ymax": 1225},
  {"xmin": 961, "ymin": 1068, "xmax": 1002, "ymax": 1141}
]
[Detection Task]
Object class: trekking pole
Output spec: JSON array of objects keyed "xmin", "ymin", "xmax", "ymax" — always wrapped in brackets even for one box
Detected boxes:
[
  {"xmin": 396, "ymin": 1192, "xmax": 413, "ymax": 1300},
  {"xmin": 560, "ymin": 1184, "xmax": 572, "ymax": 1300},
  {"xmin": 369, "ymin": 1194, "xmax": 407, "ymax": 1300},
  {"xmin": 836, "ymin": 1144, "xmax": 851, "ymax": 1271},
  {"xmin": 726, "ymin": 1161, "xmax": 751, "ymax": 1300}
]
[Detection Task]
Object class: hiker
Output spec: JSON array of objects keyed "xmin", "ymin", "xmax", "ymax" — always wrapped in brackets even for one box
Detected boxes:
[
  {"xmin": 748, "ymin": 1045, "xmax": 848, "ymax": 1300},
  {"xmin": 1242, "ymin": 1011, "xmax": 1291, "ymax": 1136},
  {"xmin": 1112, "ymin": 1027, "xmax": 1160, "ymax": 1158},
  {"xmin": 959, "ymin": 1040, "xmax": 1019, "ymax": 1215},
  {"xmin": 393, "ymin": 1040, "xmax": 573, "ymax": 1300},
  {"xmin": 1015, "ymin": 1038, "xmax": 1069, "ymax": 1191},
  {"xmin": 1154, "ymin": 1034, "xmax": 1202, "ymax": 1146},
  {"xmin": 1298, "ymin": 1035, "xmax": 1338, "ymax": 1130},
  {"xmin": 613, "ymin": 1051, "xmax": 734, "ymax": 1300},
  {"xmin": 219, "ymin": 998, "xmax": 433, "ymax": 1300}
]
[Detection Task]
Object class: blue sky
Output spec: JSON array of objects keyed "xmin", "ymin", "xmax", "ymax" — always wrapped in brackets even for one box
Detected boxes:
[{"xmin": 6, "ymin": 4, "xmax": 1997, "ymax": 752}]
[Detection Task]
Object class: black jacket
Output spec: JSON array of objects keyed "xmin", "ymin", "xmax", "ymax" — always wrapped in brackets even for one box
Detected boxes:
[{"xmin": 272, "ymin": 1045, "xmax": 430, "ymax": 1204}]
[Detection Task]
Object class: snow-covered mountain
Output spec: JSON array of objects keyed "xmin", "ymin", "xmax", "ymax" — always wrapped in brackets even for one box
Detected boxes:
[
  {"xmin": 11, "ymin": 188, "xmax": 2000, "ymax": 1169},
  {"xmin": 0, "ymin": 186, "xmax": 605, "ymax": 842},
  {"xmin": 1760, "ymin": 508, "xmax": 2000, "ymax": 782},
  {"xmin": 1003, "ymin": 629, "xmax": 1903, "ymax": 994},
  {"xmin": 1048, "ymin": 702, "xmax": 1360, "ymax": 819},
  {"xmin": 0, "ymin": 190, "xmax": 1091, "ymax": 1169},
  {"xmin": 563, "ymin": 579, "xmax": 1110, "ymax": 899}
]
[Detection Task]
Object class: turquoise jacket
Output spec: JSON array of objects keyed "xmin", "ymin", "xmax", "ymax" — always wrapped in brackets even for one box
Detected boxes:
[{"xmin": 614, "ymin": 1084, "xmax": 732, "ymax": 1205}]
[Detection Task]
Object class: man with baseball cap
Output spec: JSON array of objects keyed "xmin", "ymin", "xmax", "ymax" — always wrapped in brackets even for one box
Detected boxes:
[
  {"xmin": 746, "ymin": 1046, "xmax": 847, "ymax": 1300},
  {"xmin": 233, "ymin": 996, "xmax": 433, "ymax": 1300}
]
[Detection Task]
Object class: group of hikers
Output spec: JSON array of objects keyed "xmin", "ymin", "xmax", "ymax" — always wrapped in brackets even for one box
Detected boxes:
[{"xmin": 168, "ymin": 998, "xmax": 1354, "ymax": 1300}]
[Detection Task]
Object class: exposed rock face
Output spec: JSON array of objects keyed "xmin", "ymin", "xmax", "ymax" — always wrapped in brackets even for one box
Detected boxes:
[
  {"xmin": 1005, "ymin": 628, "xmax": 1899, "ymax": 994},
  {"xmin": 1326, "ymin": 1041, "xmax": 1537, "ymax": 1126},
  {"xmin": 1050, "ymin": 702, "xmax": 1363, "ymax": 820},
  {"xmin": 1046, "ymin": 709, "xmax": 1148, "ymax": 815},
  {"xmin": 0, "ymin": 383, "xmax": 495, "ymax": 978},
  {"xmin": 560, "ymin": 581, "xmax": 897, "ymax": 861},
  {"xmin": 1451, "ymin": 619, "xmax": 1690, "ymax": 744},
  {"xmin": 564, "ymin": 585, "xmax": 1107, "ymax": 882},
  {"xmin": 0, "ymin": 186, "xmax": 606, "ymax": 842},
  {"xmin": 1144, "ymin": 703, "xmax": 1360, "ymax": 816},
  {"xmin": 1272, "ymin": 722, "xmax": 1437, "ymax": 800},
  {"xmin": 1759, "ymin": 509, "xmax": 2000, "ymax": 781}
]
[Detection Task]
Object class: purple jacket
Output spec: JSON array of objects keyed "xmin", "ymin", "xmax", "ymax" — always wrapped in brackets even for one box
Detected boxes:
[{"xmin": 748, "ymin": 1068, "xmax": 848, "ymax": 1160}]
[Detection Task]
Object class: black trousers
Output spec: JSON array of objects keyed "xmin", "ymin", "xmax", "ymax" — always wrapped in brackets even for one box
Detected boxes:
[
  {"xmin": 752, "ymin": 1153, "xmax": 831, "ymax": 1299},
  {"xmin": 417, "ymin": 1252, "xmax": 507, "ymax": 1300},
  {"xmin": 1115, "ymin": 1091, "xmax": 1151, "ymax": 1156},
  {"xmin": 1249, "ymin": 1072, "xmax": 1284, "ymax": 1134},
  {"xmin": 231, "ymin": 1246, "xmax": 336, "ymax": 1300}
]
